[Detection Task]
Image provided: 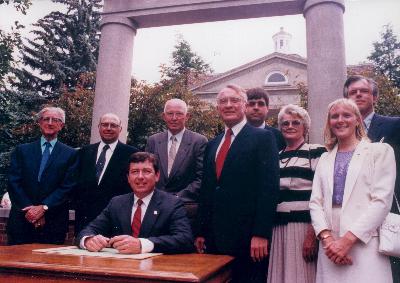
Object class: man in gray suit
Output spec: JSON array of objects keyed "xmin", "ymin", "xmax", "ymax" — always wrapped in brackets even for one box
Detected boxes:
[{"xmin": 145, "ymin": 99, "xmax": 207, "ymax": 225}]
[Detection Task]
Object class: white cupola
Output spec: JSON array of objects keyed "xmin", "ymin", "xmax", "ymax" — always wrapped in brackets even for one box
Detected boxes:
[{"xmin": 272, "ymin": 27, "xmax": 292, "ymax": 54}]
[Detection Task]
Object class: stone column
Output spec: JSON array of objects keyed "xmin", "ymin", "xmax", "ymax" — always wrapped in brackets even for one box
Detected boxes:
[
  {"xmin": 90, "ymin": 16, "xmax": 137, "ymax": 143},
  {"xmin": 304, "ymin": 0, "xmax": 346, "ymax": 143}
]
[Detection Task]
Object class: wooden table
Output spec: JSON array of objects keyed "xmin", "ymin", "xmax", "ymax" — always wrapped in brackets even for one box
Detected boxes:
[{"xmin": 0, "ymin": 244, "xmax": 233, "ymax": 282}]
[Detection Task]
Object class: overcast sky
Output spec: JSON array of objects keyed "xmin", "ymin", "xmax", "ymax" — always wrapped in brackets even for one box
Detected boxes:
[{"xmin": 1, "ymin": 0, "xmax": 399, "ymax": 83}]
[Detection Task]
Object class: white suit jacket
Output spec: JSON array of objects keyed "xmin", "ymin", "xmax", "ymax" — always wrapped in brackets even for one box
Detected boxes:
[{"xmin": 310, "ymin": 139, "xmax": 396, "ymax": 243}]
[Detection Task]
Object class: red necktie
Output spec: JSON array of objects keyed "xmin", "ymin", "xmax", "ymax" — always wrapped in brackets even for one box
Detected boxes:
[
  {"xmin": 131, "ymin": 199, "xmax": 143, "ymax": 238},
  {"xmin": 216, "ymin": 128, "xmax": 233, "ymax": 180}
]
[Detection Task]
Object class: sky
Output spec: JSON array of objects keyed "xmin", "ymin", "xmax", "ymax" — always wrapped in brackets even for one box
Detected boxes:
[{"xmin": 1, "ymin": 0, "xmax": 399, "ymax": 83}]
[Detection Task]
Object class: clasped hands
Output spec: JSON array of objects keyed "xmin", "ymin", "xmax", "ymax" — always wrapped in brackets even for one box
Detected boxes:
[
  {"xmin": 23, "ymin": 205, "xmax": 46, "ymax": 228},
  {"xmin": 84, "ymin": 235, "xmax": 141, "ymax": 254},
  {"xmin": 322, "ymin": 232, "xmax": 357, "ymax": 265}
]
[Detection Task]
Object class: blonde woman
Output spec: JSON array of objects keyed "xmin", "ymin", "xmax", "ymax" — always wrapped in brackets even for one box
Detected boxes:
[{"xmin": 309, "ymin": 98, "xmax": 395, "ymax": 282}]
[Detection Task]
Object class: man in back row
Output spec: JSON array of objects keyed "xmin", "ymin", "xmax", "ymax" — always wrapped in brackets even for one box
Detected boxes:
[
  {"xmin": 77, "ymin": 152, "xmax": 193, "ymax": 254},
  {"xmin": 74, "ymin": 113, "xmax": 138, "ymax": 235}
]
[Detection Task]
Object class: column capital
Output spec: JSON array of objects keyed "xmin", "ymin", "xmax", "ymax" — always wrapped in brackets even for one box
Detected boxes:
[
  {"xmin": 100, "ymin": 15, "xmax": 138, "ymax": 32},
  {"xmin": 303, "ymin": 0, "xmax": 345, "ymax": 15}
]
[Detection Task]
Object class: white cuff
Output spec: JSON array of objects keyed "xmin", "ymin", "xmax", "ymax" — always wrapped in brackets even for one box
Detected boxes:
[{"xmin": 139, "ymin": 238, "xmax": 154, "ymax": 253}]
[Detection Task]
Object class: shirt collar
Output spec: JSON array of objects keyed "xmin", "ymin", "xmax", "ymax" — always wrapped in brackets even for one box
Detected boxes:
[
  {"xmin": 134, "ymin": 190, "xmax": 154, "ymax": 207},
  {"xmin": 226, "ymin": 118, "xmax": 247, "ymax": 137},
  {"xmin": 363, "ymin": 111, "xmax": 375, "ymax": 130},
  {"xmin": 168, "ymin": 128, "xmax": 185, "ymax": 142},
  {"xmin": 257, "ymin": 122, "xmax": 266, "ymax": 129},
  {"xmin": 99, "ymin": 140, "xmax": 118, "ymax": 152},
  {"xmin": 40, "ymin": 136, "xmax": 57, "ymax": 148}
]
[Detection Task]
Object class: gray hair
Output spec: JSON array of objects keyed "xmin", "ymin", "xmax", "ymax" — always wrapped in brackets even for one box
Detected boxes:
[
  {"xmin": 343, "ymin": 75, "xmax": 379, "ymax": 98},
  {"xmin": 37, "ymin": 107, "xmax": 65, "ymax": 123},
  {"xmin": 278, "ymin": 104, "xmax": 311, "ymax": 136},
  {"xmin": 217, "ymin": 84, "xmax": 248, "ymax": 102},
  {"xmin": 99, "ymin": 113, "xmax": 122, "ymax": 125},
  {"xmin": 163, "ymin": 98, "xmax": 188, "ymax": 114}
]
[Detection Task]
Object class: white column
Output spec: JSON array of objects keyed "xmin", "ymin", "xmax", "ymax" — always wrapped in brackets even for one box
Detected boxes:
[
  {"xmin": 90, "ymin": 16, "xmax": 137, "ymax": 143},
  {"xmin": 304, "ymin": 0, "xmax": 346, "ymax": 143}
]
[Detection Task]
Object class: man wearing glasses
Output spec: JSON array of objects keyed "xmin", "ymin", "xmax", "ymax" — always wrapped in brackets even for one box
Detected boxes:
[
  {"xmin": 145, "ymin": 99, "xmax": 207, "ymax": 230},
  {"xmin": 7, "ymin": 107, "xmax": 78, "ymax": 244},
  {"xmin": 195, "ymin": 84, "xmax": 279, "ymax": 282},
  {"xmin": 74, "ymin": 113, "xmax": 138, "ymax": 235}
]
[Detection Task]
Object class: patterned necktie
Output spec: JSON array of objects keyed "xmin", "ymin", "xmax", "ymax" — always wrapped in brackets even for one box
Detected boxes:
[
  {"xmin": 215, "ymin": 128, "xmax": 233, "ymax": 180},
  {"xmin": 132, "ymin": 199, "xmax": 143, "ymax": 238},
  {"xmin": 95, "ymin": 144, "xmax": 109, "ymax": 182},
  {"xmin": 38, "ymin": 142, "xmax": 51, "ymax": 182},
  {"xmin": 168, "ymin": 136, "xmax": 177, "ymax": 176}
]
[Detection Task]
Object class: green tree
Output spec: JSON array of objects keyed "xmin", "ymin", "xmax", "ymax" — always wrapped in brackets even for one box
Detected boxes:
[
  {"xmin": 13, "ymin": 0, "xmax": 101, "ymax": 96},
  {"xmin": 368, "ymin": 24, "xmax": 400, "ymax": 88}
]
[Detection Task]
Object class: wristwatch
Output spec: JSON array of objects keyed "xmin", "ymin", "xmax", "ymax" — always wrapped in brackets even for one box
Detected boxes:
[{"xmin": 43, "ymin": 205, "xmax": 49, "ymax": 211}]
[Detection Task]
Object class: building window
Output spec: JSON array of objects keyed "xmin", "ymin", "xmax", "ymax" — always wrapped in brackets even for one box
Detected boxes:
[{"xmin": 265, "ymin": 71, "xmax": 288, "ymax": 86}]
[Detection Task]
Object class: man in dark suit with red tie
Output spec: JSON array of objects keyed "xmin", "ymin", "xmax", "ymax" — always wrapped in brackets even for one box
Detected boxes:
[
  {"xmin": 76, "ymin": 152, "xmax": 193, "ymax": 254},
  {"xmin": 74, "ymin": 113, "xmax": 138, "ymax": 234},
  {"xmin": 7, "ymin": 107, "xmax": 78, "ymax": 245},
  {"xmin": 195, "ymin": 84, "xmax": 280, "ymax": 282}
]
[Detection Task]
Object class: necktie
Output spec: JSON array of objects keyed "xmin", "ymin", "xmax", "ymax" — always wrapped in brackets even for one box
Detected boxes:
[
  {"xmin": 216, "ymin": 129, "xmax": 233, "ymax": 180},
  {"xmin": 168, "ymin": 136, "xmax": 177, "ymax": 176},
  {"xmin": 38, "ymin": 142, "xmax": 51, "ymax": 182},
  {"xmin": 95, "ymin": 144, "xmax": 109, "ymax": 182},
  {"xmin": 132, "ymin": 199, "xmax": 143, "ymax": 238}
]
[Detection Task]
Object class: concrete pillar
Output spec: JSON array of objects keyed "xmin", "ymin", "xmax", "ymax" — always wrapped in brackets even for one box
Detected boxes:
[
  {"xmin": 304, "ymin": 0, "xmax": 346, "ymax": 143},
  {"xmin": 90, "ymin": 16, "xmax": 137, "ymax": 143}
]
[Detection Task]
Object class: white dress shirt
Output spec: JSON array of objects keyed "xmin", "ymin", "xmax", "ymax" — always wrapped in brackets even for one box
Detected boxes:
[
  {"xmin": 96, "ymin": 140, "xmax": 118, "ymax": 184},
  {"xmin": 216, "ymin": 118, "xmax": 247, "ymax": 158}
]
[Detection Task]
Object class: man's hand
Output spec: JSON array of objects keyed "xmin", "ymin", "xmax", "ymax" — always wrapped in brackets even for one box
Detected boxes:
[
  {"xmin": 109, "ymin": 235, "xmax": 141, "ymax": 254},
  {"xmin": 194, "ymin": 237, "xmax": 206, "ymax": 254},
  {"xmin": 250, "ymin": 236, "xmax": 268, "ymax": 262},
  {"xmin": 84, "ymin": 235, "xmax": 110, "ymax": 252},
  {"xmin": 34, "ymin": 216, "xmax": 46, "ymax": 229},
  {"xmin": 302, "ymin": 224, "xmax": 318, "ymax": 262},
  {"xmin": 23, "ymin": 205, "xmax": 45, "ymax": 224}
]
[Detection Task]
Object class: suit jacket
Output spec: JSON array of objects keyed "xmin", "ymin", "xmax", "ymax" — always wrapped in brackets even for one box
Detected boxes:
[
  {"xmin": 76, "ymin": 190, "xmax": 193, "ymax": 254},
  {"xmin": 145, "ymin": 129, "xmax": 207, "ymax": 203},
  {"xmin": 75, "ymin": 141, "xmax": 138, "ymax": 233},
  {"xmin": 8, "ymin": 139, "xmax": 78, "ymax": 239},
  {"xmin": 310, "ymin": 140, "xmax": 395, "ymax": 243},
  {"xmin": 368, "ymin": 114, "xmax": 400, "ymax": 211},
  {"xmin": 265, "ymin": 125, "xmax": 285, "ymax": 151},
  {"xmin": 198, "ymin": 123, "xmax": 280, "ymax": 256}
]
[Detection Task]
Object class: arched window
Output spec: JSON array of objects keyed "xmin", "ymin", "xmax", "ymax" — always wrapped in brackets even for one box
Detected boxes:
[{"xmin": 265, "ymin": 71, "xmax": 288, "ymax": 86}]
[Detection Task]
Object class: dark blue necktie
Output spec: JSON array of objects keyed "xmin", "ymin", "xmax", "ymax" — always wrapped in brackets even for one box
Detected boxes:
[
  {"xmin": 95, "ymin": 144, "xmax": 109, "ymax": 182},
  {"xmin": 38, "ymin": 142, "xmax": 51, "ymax": 182}
]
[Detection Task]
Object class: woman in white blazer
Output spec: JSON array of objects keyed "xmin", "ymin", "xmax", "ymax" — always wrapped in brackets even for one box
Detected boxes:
[{"xmin": 309, "ymin": 98, "xmax": 396, "ymax": 283}]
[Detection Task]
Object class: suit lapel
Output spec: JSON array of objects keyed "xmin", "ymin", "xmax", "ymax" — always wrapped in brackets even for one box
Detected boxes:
[
  {"xmin": 325, "ymin": 146, "xmax": 337, "ymax": 197},
  {"xmin": 121, "ymin": 194, "xmax": 135, "ymax": 234},
  {"xmin": 100, "ymin": 141, "xmax": 121, "ymax": 184},
  {"xmin": 209, "ymin": 133, "xmax": 223, "ymax": 178},
  {"xmin": 342, "ymin": 140, "xmax": 367, "ymax": 208},
  {"xmin": 157, "ymin": 132, "xmax": 169, "ymax": 180},
  {"xmin": 33, "ymin": 140, "xmax": 43, "ymax": 177},
  {"xmin": 169, "ymin": 130, "xmax": 191, "ymax": 179},
  {"xmin": 89, "ymin": 143, "xmax": 100, "ymax": 181},
  {"xmin": 368, "ymin": 114, "xmax": 383, "ymax": 142},
  {"xmin": 139, "ymin": 191, "xmax": 161, "ymax": 237}
]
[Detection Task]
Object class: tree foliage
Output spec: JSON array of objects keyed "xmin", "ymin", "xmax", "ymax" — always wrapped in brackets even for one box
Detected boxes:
[
  {"xmin": 12, "ymin": 0, "xmax": 101, "ymax": 96},
  {"xmin": 368, "ymin": 24, "xmax": 400, "ymax": 89}
]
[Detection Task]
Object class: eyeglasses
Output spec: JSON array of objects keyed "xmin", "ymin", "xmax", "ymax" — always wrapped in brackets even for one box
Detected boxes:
[
  {"xmin": 165, "ymin": 112, "xmax": 185, "ymax": 119},
  {"xmin": 247, "ymin": 101, "xmax": 267, "ymax": 107},
  {"xmin": 217, "ymin": 97, "xmax": 243, "ymax": 105},
  {"xmin": 100, "ymin": 123, "xmax": 120, "ymax": 129},
  {"xmin": 40, "ymin": 117, "xmax": 63, "ymax": 124},
  {"xmin": 348, "ymin": 88, "xmax": 370, "ymax": 96},
  {"xmin": 281, "ymin": 120, "xmax": 302, "ymax": 127}
]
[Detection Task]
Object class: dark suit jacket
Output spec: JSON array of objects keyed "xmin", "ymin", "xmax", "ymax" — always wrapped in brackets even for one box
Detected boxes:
[
  {"xmin": 145, "ymin": 129, "xmax": 207, "ymax": 203},
  {"xmin": 7, "ymin": 139, "xmax": 78, "ymax": 243},
  {"xmin": 76, "ymin": 190, "xmax": 193, "ymax": 254},
  {"xmin": 368, "ymin": 114, "xmax": 400, "ymax": 211},
  {"xmin": 74, "ymin": 141, "xmax": 138, "ymax": 233},
  {"xmin": 198, "ymin": 124, "xmax": 279, "ymax": 257},
  {"xmin": 265, "ymin": 125, "xmax": 285, "ymax": 151}
]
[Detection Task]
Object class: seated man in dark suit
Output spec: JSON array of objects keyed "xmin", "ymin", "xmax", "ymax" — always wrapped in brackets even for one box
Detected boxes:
[
  {"xmin": 245, "ymin": 87, "xmax": 285, "ymax": 151},
  {"xmin": 7, "ymin": 106, "xmax": 78, "ymax": 245},
  {"xmin": 74, "ymin": 113, "xmax": 138, "ymax": 235},
  {"xmin": 76, "ymin": 152, "xmax": 193, "ymax": 254}
]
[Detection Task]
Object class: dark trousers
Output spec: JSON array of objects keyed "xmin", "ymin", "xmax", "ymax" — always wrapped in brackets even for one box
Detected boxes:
[{"xmin": 231, "ymin": 256, "xmax": 268, "ymax": 283}]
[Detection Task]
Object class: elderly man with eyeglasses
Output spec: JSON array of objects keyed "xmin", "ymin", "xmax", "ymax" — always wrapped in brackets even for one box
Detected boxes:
[
  {"xmin": 74, "ymin": 113, "xmax": 138, "ymax": 235},
  {"xmin": 7, "ymin": 106, "xmax": 78, "ymax": 245}
]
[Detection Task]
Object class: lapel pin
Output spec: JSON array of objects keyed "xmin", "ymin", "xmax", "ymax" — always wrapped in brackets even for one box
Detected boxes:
[{"xmin": 154, "ymin": 210, "xmax": 158, "ymax": 215}]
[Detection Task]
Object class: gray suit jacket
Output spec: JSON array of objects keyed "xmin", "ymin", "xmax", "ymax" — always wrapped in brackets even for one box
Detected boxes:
[{"xmin": 146, "ymin": 129, "xmax": 207, "ymax": 203}]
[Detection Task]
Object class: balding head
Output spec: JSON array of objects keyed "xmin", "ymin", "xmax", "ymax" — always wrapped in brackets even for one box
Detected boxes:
[
  {"xmin": 162, "ymin": 99, "xmax": 189, "ymax": 135},
  {"xmin": 98, "ymin": 113, "xmax": 122, "ymax": 144}
]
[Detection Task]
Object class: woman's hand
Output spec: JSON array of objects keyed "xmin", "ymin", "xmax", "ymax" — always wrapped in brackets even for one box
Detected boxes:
[
  {"xmin": 302, "ymin": 224, "xmax": 318, "ymax": 262},
  {"xmin": 324, "ymin": 231, "xmax": 357, "ymax": 265}
]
